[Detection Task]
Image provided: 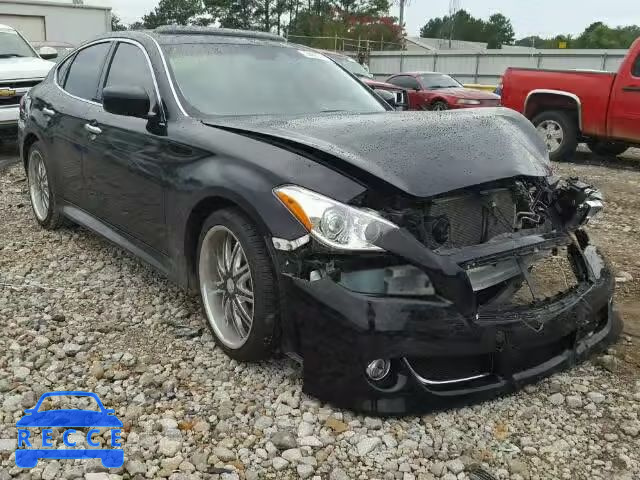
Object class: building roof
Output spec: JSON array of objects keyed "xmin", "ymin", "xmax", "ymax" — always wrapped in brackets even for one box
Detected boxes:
[{"xmin": 405, "ymin": 36, "xmax": 488, "ymax": 52}]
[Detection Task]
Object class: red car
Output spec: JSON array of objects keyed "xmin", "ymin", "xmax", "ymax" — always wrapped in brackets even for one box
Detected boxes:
[
  {"xmin": 500, "ymin": 37, "xmax": 640, "ymax": 161},
  {"xmin": 385, "ymin": 72, "xmax": 501, "ymax": 111}
]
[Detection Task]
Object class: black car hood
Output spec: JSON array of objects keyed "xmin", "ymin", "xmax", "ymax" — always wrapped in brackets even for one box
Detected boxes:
[{"xmin": 204, "ymin": 108, "xmax": 551, "ymax": 198}]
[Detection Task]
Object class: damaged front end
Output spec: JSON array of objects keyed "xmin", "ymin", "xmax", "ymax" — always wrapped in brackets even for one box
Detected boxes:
[{"xmin": 273, "ymin": 176, "xmax": 620, "ymax": 415}]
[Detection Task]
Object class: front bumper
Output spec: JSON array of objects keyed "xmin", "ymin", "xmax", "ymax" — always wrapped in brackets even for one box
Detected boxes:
[{"xmin": 283, "ymin": 233, "xmax": 620, "ymax": 415}]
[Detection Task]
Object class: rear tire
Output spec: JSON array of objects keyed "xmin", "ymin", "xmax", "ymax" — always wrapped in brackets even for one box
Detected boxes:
[
  {"xmin": 197, "ymin": 208, "xmax": 278, "ymax": 362},
  {"xmin": 26, "ymin": 141, "xmax": 64, "ymax": 230},
  {"xmin": 532, "ymin": 110, "xmax": 578, "ymax": 162},
  {"xmin": 587, "ymin": 140, "xmax": 628, "ymax": 157}
]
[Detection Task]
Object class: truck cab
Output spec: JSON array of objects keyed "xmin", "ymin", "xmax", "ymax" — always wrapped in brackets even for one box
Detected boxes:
[
  {"xmin": 501, "ymin": 37, "xmax": 640, "ymax": 161},
  {"xmin": 0, "ymin": 24, "xmax": 56, "ymax": 141}
]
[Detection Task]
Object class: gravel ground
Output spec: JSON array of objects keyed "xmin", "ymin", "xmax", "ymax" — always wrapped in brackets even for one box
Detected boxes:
[{"xmin": 1, "ymin": 144, "xmax": 640, "ymax": 480}]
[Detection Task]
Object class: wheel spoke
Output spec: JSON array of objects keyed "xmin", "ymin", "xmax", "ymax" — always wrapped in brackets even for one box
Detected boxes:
[
  {"xmin": 223, "ymin": 234, "xmax": 235, "ymax": 271},
  {"xmin": 228, "ymin": 240, "xmax": 240, "ymax": 272},
  {"xmin": 231, "ymin": 301, "xmax": 249, "ymax": 337},
  {"xmin": 232, "ymin": 297, "xmax": 252, "ymax": 329}
]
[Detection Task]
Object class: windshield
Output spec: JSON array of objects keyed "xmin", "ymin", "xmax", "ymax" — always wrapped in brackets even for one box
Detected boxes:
[
  {"xmin": 418, "ymin": 73, "xmax": 462, "ymax": 89},
  {"xmin": 330, "ymin": 55, "xmax": 374, "ymax": 79},
  {"xmin": 164, "ymin": 43, "xmax": 385, "ymax": 116},
  {"xmin": 0, "ymin": 29, "xmax": 37, "ymax": 58}
]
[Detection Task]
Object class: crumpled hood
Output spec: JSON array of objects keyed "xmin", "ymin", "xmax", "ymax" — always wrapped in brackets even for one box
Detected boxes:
[
  {"xmin": 204, "ymin": 108, "xmax": 551, "ymax": 198},
  {"xmin": 0, "ymin": 57, "xmax": 54, "ymax": 81}
]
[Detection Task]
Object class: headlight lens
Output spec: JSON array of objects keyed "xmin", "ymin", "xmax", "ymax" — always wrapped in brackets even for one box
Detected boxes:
[
  {"xmin": 274, "ymin": 185, "xmax": 398, "ymax": 251},
  {"xmin": 457, "ymin": 99, "xmax": 481, "ymax": 105}
]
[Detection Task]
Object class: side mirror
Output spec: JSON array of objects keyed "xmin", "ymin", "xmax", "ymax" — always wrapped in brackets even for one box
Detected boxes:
[
  {"xmin": 375, "ymin": 89, "xmax": 397, "ymax": 108},
  {"xmin": 39, "ymin": 46, "xmax": 58, "ymax": 60},
  {"xmin": 103, "ymin": 86, "xmax": 150, "ymax": 119}
]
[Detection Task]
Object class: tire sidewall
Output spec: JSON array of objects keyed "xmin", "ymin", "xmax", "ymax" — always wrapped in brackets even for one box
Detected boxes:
[
  {"xmin": 196, "ymin": 209, "xmax": 277, "ymax": 361},
  {"xmin": 532, "ymin": 111, "xmax": 578, "ymax": 162}
]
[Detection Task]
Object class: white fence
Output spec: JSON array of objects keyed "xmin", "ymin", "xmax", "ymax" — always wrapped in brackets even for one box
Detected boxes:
[{"xmin": 368, "ymin": 49, "xmax": 629, "ymax": 84}]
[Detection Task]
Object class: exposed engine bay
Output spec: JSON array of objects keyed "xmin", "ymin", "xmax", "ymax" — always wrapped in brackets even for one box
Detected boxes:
[{"xmin": 280, "ymin": 176, "xmax": 604, "ymax": 310}]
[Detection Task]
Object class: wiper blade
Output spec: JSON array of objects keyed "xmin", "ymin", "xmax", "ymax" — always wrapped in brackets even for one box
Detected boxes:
[{"xmin": 0, "ymin": 53, "xmax": 25, "ymax": 58}]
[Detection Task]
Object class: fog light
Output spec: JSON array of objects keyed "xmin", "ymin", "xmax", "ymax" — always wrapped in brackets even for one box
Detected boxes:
[{"xmin": 366, "ymin": 359, "xmax": 391, "ymax": 381}]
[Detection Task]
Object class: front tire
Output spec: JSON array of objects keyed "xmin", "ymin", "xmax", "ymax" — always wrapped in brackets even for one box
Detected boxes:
[
  {"xmin": 532, "ymin": 110, "xmax": 578, "ymax": 162},
  {"xmin": 197, "ymin": 208, "xmax": 278, "ymax": 362},
  {"xmin": 587, "ymin": 140, "xmax": 628, "ymax": 157},
  {"xmin": 27, "ymin": 141, "xmax": 64, "ymax": 229},
  {"xmin": 430, "ymin": 101, "xmax": 449, "ymax": 111}
]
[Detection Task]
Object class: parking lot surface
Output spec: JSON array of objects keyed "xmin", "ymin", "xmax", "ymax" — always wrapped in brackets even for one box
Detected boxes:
[{"xmin": 1, "ymin": 146, "xmax": 640, "ymax": 480}]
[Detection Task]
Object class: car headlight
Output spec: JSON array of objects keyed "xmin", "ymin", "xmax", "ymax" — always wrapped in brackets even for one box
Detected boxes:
[
  {"xmin": 274, "ymin": 185, "xmax": 398, "ymax": 251},
  {"xmin": 457, "ymin": 99, "xmax": 481, "ymax": 105}
]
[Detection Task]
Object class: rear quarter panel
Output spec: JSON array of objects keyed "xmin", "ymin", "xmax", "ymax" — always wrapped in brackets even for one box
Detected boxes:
[{"xmin": 501, "ymin": 68, "xmax": 616, "ymax": 137}]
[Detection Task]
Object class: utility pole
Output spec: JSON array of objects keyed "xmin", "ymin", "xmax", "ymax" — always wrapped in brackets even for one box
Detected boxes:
[{"xmin": 399, "ymin": 0, "xmax": 405, "ymax": 33}]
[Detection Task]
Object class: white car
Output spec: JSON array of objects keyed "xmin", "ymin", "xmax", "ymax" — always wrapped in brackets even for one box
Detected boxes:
[{"xmin": 0, "ymin": 24, "xmax": 56, "ymax": 140}]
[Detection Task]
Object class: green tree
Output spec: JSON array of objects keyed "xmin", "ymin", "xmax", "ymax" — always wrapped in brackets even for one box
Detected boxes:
[
  {"xmin": 485, "ymin": 13, "xmax": 514, "ymax": 49},
  {"xmin": 419, "ymin": 10, "xmax": 488, "ymax": 44},
  {"xmin": 142, "ymin": 0, "xmax": 206, "ymax": 29},
  {"xmin": 111, "ymin": 13, "xmax": 127, "ymax": 31},
  {"xmin": 419, "ymin": 10, "xmax": 514, "ymax": 48}
]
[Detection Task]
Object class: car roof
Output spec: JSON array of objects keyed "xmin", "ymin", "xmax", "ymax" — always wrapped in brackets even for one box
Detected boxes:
[
  {"xmin": 0, "ymin": 23, "xmax": 15, "ymax": 31},
  {"xmin": 88, "ymin": 26, "xmax": 293, "ymax": 49}
]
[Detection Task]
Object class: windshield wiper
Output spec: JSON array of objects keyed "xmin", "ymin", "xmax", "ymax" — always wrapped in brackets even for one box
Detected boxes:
[{"xmin": 0, "ymin": 53, "xmax": 26, "ymax": 58}]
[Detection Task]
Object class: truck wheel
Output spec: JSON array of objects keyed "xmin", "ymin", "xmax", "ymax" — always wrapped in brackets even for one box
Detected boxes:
[
  {"xmin": 532, "ymin": 110, "xmax": 578, "ymax": 162},
  {"xmin": 587, "ymin": 140, "xmax": 628, "ymax": 157}
]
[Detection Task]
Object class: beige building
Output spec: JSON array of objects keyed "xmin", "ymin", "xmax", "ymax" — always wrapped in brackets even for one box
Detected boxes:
[{"xmin": 0, "ymin": 0, "xmax": 111, "ymax": 44}]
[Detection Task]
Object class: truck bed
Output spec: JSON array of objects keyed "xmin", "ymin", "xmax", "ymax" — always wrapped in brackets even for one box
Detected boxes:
[{"xmin": 501, "ymin": 68, "xmax": 617, "ymax": 137}]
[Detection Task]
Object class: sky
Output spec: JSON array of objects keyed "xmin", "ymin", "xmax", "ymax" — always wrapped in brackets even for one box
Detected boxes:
[
  {"xmin": 394, "ymin": 0, "xmax": 640, "ymax": 38},
  {"xmin": 108, "ymin": 0, "xmax": 640, "ymax": 39}
]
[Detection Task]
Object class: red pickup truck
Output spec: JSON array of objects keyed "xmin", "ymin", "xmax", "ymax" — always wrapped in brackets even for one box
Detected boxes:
[{"xmin": 501, "ymin": 37, "xmax": 640, "ymax": 161}]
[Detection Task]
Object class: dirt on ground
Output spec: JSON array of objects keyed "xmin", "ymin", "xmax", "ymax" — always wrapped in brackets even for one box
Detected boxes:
[{"xmin": 554, "ymin": 147, "xmax": 640, "ymax": 375}]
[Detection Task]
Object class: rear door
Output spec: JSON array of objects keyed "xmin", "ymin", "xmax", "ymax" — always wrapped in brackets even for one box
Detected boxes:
[
  {"xmin": 35, "ymin": 42, "xmax": 111, "ymax": 207},
  {"xmin": 82, "ymin": 40, "xmax": 168, "ymax": 254},
  {"xmin": 608, "ymin": 53, "xmax": 640, "ymax": 142}
]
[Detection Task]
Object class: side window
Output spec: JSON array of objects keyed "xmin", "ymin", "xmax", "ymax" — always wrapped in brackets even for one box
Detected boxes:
[
  {"xmin": 64, "ymin": 42, "xmax": 111, "ymax": 101},
  {"xmin": 388, "ymin": 76, "xmax": 420, "ymax": 90},
  {"xmin": 104, "ymin": 42, "xmax": 155, "ymax": 100},
  {"xmin": 633, "ymin": 55, "xmax": 640, "ymax": 78},
  {"xmin": 56, "ymin": 55, "xmax": 74, "ymax": 86}
]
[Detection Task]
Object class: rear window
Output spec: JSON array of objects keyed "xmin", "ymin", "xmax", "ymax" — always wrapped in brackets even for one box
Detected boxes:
[{"xmin": 163, "ymin": 43, "xmax": 385, "ymax": 116}]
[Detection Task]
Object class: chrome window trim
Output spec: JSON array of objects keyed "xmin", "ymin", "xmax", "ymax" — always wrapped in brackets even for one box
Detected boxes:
[
  {"xmin": 53, "ymin": 38, "xmax": 166, "ymax": 120},
  {"xmin": 141, "ymin": 32, "xmax": 189, "ymax": 117},
  {"xmin": 53, "ymin": 39, "xmax": 111, "ymax": 107},
  {"xmin": 524, "ymin": 89, "xmax": 583, "ymax": 131}
]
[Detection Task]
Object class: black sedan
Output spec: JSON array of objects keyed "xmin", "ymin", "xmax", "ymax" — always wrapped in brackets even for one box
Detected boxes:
[{"xmin": 19, "ymin": 26, "xmax": 621, "ymax": 414}]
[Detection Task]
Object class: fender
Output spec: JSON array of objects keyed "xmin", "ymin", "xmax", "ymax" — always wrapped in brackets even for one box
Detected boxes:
[{"xmin": 524, "ymin": 89, "xmax": 583, "ymax": 130}]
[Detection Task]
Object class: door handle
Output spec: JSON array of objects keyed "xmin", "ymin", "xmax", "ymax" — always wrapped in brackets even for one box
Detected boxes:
[
  {"xmin": 84, "ymin": 123, "xmax": 102, "ymax": 135},
  {"xmin": 42, "ymin": 107, "xmax": 55, "ymax": 116},
  {"xmin": 622, "ymin": 86, "xmax": 640, "ymax": 92}
]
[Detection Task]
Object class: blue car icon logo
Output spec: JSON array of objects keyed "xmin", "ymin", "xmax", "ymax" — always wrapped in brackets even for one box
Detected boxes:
[{"xmin": 16, "ymin": 391, "xmax": 123, "ymax": 468}]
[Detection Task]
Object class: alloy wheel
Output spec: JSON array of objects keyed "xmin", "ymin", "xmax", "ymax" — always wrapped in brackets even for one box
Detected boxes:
[
  {"xmin": 536, "ymin": 120, "xmax": 564, "ymax": 153},
  {"xmin": 199, "ymin": 225, "xmax": 254, "ymax": 349},
  {"xmin": 28, "ymin": 150, "xmax": 50, "ymax": 221}
]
